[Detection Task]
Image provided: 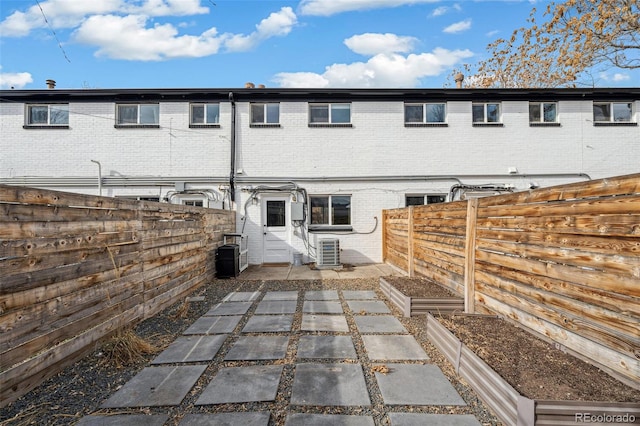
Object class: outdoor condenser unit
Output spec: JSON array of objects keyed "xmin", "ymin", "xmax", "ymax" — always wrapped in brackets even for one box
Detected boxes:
[{"xmin": 317, "ymin": 238, "xmax": 340, "ymax": 267}]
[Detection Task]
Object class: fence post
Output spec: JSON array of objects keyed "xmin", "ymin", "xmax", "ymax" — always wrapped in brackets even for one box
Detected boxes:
[
  {"xmin": 408, "ymin": 206, "xmax": 414, "ymax": 277},
  {"xmin": 382, "ymin": 210, "xmax": 387, "ymax": 263},
  {"xmin": 464, "ymin": 199, "xmax": 478, "ymax": 313}
]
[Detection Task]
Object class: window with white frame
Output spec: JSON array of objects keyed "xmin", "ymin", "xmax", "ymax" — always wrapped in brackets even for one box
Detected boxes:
[
  {"xmin": 309, "ymin": 103, "xmax": 351, "ymax": 125},
  {"xmin": 190, "ymin": 103, "xmax": 219, "ymax": 126},
  {"xmin": 25, "ymin": 104, "xmax": 69, "ymax": 127},
  {"xmin": 309, "ymin": 195, "xmax": 351, "ymax": 227},
  {"xmin": 251, "ymin": 103, "xmax": 280, "ymax": 125},
  {"xmin": 472, "ymin": 102, "xmax": 501, "ymax": 124},
  {"xmin": 405, "ymin": 194, "xmax": 446, "ymax": 206},
  {"xmin": 529, "ymin": 102, "xmax": 558, "ymax": 124},
  {"xmin": 405, "ymin": 103, "xmax": 446, "ymax": 124},
  {"xmin": 116, "ymin": 103, "xmax": 159, "ymax": 126},
  {"xmin": 182, "ymin": 199, "xmax": 204, "ymax": 207},
  {"xmin": 593, "ymin": 102, "xmax": 635, "ymax": 124}
]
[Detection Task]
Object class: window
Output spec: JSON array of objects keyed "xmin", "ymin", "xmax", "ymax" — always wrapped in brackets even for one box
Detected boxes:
[
  {"xmin": 405, "ymin": 194, "xmax": 446, "ymax": 207},
  {"xmin": 116, "ymin": 104, "xmax": 159, "ymax": 126},
  {"xmin": 405, "ymin": 103, "xmax": 446, "ymax": 125},
  {"xmin": 190, "ymin": 103, "xmax": 219, "ymax": 126},
  {"xmin": 182, "ymin": 199, "xmax": 204, "ymax": 207},
  {"xmin": 25, "ymin": 104, "xmax": 69, "ymax": 127},
  {"xmin": 529, "ymin": 102, "xmax": 558, "ymax": 124},
  {"xmin": 251, "ymin": 103, "xmax": 280, "ymax": 126},
  {"xmin": 309, "ymin": 103, "xmax": 351, "ymax": 126},
  {"xmin": 593, "ymin": 102, "xmax": 635, "ymax": 125},
  {"xmin": 472, "ymin": 102, "xmax": 501, "ymax": 124},
  {"xmin": 310, "ymin": 195, "xmax": 351, "ymax": 228}
]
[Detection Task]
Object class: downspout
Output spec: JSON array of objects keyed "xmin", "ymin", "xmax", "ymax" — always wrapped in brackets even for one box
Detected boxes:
[
  {"xmin": 90, "ymin": 160, "xmax": 102, "ymax": 196},
  {"xmin": 229, "ymin": 91, "xmax": 236, "ymax": 203}
]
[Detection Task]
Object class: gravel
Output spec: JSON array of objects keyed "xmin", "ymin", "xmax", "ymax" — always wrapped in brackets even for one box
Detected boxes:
[{"xmin": 0, "ymin": 278, "xmax": 501, "ymax": 426}]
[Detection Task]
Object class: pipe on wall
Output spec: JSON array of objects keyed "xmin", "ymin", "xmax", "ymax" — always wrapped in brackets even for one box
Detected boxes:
[
  {"xmin": 229, "ymin": 91, "xmax": 236, "ymax": 203},
  {"xmin": 90, "ymin": 159, "xmax": 102, "ymax": 196}
]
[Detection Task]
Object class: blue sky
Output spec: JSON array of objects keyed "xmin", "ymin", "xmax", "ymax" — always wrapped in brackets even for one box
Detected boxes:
[{"xmin": 1, "ymin": 0, "xmax": 638, "ymax": 89}]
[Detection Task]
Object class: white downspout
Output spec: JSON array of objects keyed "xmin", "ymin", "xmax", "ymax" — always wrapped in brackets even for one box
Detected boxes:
[{"xmin": 90, "ymin": 160, "xmax": 102, "ymax": 196}]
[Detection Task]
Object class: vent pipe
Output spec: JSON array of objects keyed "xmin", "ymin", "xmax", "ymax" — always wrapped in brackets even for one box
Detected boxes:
[
  {"xmin": 46, "ymin": 79, "xmax": 56, "ymax": 89},
  {"xmin": 454, "ymin": 73, "xmax": 464, "ymax": 89},
  {"xmin": 245, "ymin": 82, "xmax": 255, "ymax": 88}
]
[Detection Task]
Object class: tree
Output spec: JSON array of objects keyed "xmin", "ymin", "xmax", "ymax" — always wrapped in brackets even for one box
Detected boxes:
[{"xmin": 459, "ymin": 0, "xmax": 639, "ymax": 88}]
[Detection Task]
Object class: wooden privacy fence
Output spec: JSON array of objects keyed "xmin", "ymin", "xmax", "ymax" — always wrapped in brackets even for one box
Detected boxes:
[
  {"xmin": 382, "ymin": 174, "xmax": 640, "ymax": 387},
  {"xmin": 0, "ymin": 185, "xmax": 235, "ymax": 407}
]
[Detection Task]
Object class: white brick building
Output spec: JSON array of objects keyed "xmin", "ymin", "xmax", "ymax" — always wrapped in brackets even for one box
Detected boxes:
[{"xmin": 1, "ymin": 87, "xmax": 638, "ymax": 265}]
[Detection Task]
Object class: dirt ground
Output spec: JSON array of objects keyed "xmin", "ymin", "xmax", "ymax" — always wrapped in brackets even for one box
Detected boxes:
[{"xmin": 384, "ymin": 276, "xmax": 640, "ymax": 402}]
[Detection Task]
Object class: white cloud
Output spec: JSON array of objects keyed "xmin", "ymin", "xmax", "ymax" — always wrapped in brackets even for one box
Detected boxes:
[
  {"xmin": 443, "ymin": 18, "xmax": 471, "ymax": 34},
  {"xmin": 0, "ymin": 69, "xmax": 33, "ymax": 89},
  {"xmin": 612, "ymin": 73, "xmax": 630, "ymax": 82},
  {"xmin": 72, "ymin": 6, "xmax": 295, "ymax": 60},
  {"xmin": 224, "ymin": 7, "xmax": 297, "ymax": 52},
  {"xmin": 299, "ymin": 0, "xmax": 439, "ymax": 17},
  {"xmin": 274, "ymin": 46, "xmax": 473, "ymax": 88},
  {"xmin": 344, "ymin": 33, "xmax": 417, "ymax": 55},
  {"xmin": 73, "ymin": 14, "xmax": 223, "ymax": 61},
  {"xmin": 0, "ymin": 0, "xmax": 209, "ymax": 37},
  {"xmin": 485, "ymin": 29, "xmax": 499, "ymax": 37},
  {"xmin": 431, "ymin": 3, "xmax": 461, "ymax": 17}
]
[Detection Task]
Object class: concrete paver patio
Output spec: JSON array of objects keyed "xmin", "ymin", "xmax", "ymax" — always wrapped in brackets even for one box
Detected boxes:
[{"xmin": 80, "ymin": 266, "xmax": 481, "ymax": 426}]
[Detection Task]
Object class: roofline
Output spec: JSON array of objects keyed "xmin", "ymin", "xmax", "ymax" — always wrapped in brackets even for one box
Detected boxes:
[{"xmin": 1, "ymin": 87, "xmax": 639, "ymax": 103}]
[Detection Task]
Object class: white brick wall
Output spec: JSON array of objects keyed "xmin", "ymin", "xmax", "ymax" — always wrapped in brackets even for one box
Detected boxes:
[{"xmin": 2, "ymin": 95, "xmax": 638, "ymax": 264}]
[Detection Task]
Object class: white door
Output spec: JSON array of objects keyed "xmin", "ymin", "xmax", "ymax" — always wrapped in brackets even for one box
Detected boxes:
[{"xmin": 262, "ymin": 197, "xmax": 291, "ymax": 264}]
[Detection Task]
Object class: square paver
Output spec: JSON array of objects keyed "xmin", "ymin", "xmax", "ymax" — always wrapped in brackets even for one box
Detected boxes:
[
  {"xmin": 225, "ymin": 335, "xmax": 289, "ymax": 360},
  {"xmin": 183, "ymin": 315, "xmax": 242, "ymax": 334},
  {"xmin": 255, "ymin": 300, "xmax": 297, "ymax": 314},
  {"xmin": 362, "ymin": 335, "xmax": 428, "ymax": 360},
  {"xmin": 196, "ymin": 365, "xmax": 283, "ymax": 405},
  {"xmin": 303, "ymin": 300, "xmax": 343, "ymax": 314},
  {"xmin": 347, "ymin": 300, "xmax": 390, "ymax": 314},
  {"xmin": 388, "ymin": 413, "xmax": 480, "ymax": 426},
  {"xmin": 354, "ymin": 316, "xmax": 407, "ymax": 334},
  {"xmin": 263, "ymin": 291, "xmax": 299, "ymax": 301},
  {"xmin": 242, "ymin": 315, "xmax": 293, "ymax": 332},
  {"xmin": 77, "ymin": 415, "xmax": 169, "ymax": 426},
  {"xmin": 291, "ymin": 363, "xmax": 370, "ymax": 406},
  {"xmin": 101, "ymin": 365, "xmax": 206, "ymax": 408},
  {"xmin": 297, "ymin": 335, "xmax": 357, "ymax": 359},
  {"xmin": 342, "ymin": 290, "xmax": 378, "ymax": 300},
  {"xmin": 223, "ymin": 291, "xmax": 261, "ymax": 302},
  {"xmin": 204, "ymin": 302, "xmax": 253, "ymax": 316},
  {"xmin": 301, "ymin": 315, "xmax": 349, "ymax": 332},
  {"xmin": 179, "ymin": 413, "xmax": 271, "ymax": 426},
  {"xmin": 375, "ymin": 364, "xmax": 466, "ymax": 406},
  {"xmin": 285, "ymin": 413, "xmax": 375, "ymax": 426},
  {"xmin": 304, "ymin": 290, "xmax": 339, "ymax": 300},
  {"xmin": 151, "ymin": 335, "xmax": 227, "ymax": 364}
]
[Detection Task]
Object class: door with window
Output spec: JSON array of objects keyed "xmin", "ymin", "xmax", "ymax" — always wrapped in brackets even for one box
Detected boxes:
[{"xmin": 261, "ymin": 197, "xmax": 290, "ymax": 264}]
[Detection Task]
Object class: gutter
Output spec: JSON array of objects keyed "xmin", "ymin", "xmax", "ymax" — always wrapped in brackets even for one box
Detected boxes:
[{"xmin": 229, "ymin": 91, "xmax": 236, "ymax": 203}]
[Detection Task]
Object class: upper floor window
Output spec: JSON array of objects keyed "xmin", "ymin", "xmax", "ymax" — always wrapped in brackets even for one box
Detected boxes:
[
  {"xmin": 405, "ymin": 103, "xmax": 446, "ymax": 126},
  {"xmin": 116, "ymin": 103, "xmax": 159, "ymax": 127},
  {"xmin": 25, "ymin": 104, "xmax": 69, "ymax": 127},
  {"xmin": 251, "ymin": 103, "xmax": 280, "ymax": 126},
  {"xmin": 529, "ymin": 102, "xmax": 558, "ymax": 125},
  {"xmin": 309, "ymin": 103, "xmax": 351, "ymax": 126},
  {"xmin": 472, "ymin": 102, "xmax": 501, "ymax": 125},
  {"xmin": 405, "ymin": 194, "xmax": 446, "ymax": 206},
  {"xmin": 593, "ymin": 102, "xmax": 635, "ymax": 125},
  {"xmin": 190, "ymin": 103, "xmax": 219, "ymax": 126},
  {"xmin": 309, "ymin": 195, "xmax": 351, "ymax": 228}
]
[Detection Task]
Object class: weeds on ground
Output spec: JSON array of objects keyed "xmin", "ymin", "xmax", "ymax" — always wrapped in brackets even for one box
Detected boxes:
[{"xmin": 98, "ymin": 328, "xmax": 158, "ymax": 368}]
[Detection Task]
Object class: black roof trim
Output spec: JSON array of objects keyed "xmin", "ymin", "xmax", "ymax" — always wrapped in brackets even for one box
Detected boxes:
[{"xmin": 1, "ymin": 87, "xmax": 638, "ymax": 103}]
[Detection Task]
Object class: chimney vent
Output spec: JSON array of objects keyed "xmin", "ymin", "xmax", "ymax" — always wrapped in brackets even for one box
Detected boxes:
[
  {"xmin": 46, "ymin": 79, "xmax": 56, "ymax": 89},
  {"xmin": 454, "ymin": 73, "xmax": 464, "ymax": 89},
  {"xmin": 257, "ymin": 84, "xmax": 265, "ymax": 88},
  {"xmin": 245, "ymin": 82, "xmax": 255, "ymax": 88}
]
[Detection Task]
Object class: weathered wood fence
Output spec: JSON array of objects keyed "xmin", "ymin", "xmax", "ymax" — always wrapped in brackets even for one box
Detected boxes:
[
  {"xmin": 382, "ymin": 174, "xmax": 640, "ymax": 387},
  {"xmin": 0, "ymin": 185, "xmax": 235, "ymax": 406}
]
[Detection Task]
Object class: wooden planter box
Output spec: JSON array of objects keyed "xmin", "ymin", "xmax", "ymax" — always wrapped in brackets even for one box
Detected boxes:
[
  {"xmin": 379, "ymin": 277, "xmax": 464, "ymax": 317},
  {"xmin": 425, "ymin": 313, "xmax": 639, "ymax": 426}
]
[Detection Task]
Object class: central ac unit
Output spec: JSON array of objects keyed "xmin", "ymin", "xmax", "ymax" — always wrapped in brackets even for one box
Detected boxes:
[{"xmin": 317, "ymin": 238, "xmax": 340, "ymax": 267}]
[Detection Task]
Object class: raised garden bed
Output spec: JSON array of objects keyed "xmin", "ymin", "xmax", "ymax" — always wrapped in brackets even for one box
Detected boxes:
[
  {"xmin": 379, "ymin": 276, "xmax": 464, "ymax": 317},
  {"xmin": 425, "ymin": 313, "xmax": 640, "ymax": 425}
]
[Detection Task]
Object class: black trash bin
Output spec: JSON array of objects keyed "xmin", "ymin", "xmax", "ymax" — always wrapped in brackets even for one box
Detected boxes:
[{"xmin": 216, "ymin": 244, "xmax": 239, "ymax": 278}]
